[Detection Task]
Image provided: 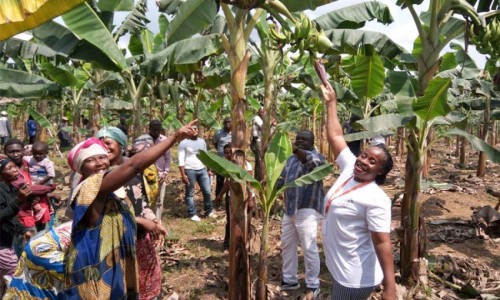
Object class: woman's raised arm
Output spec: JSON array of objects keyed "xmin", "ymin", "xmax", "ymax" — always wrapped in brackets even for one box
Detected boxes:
[
  {"xmin": 320, "ymin": 83, "xmax": 347, "ymax": 158},
  {"xmin": 99, "ymin": 120, "xmax": 198, "ymax": 195}
]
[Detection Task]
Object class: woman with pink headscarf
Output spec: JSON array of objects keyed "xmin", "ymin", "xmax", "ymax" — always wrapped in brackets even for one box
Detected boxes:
[
  {"xmin": 62, "ymin": 121, "xmax": 197, "ymax": 300},
  {"xmin": 64, "ymin": 120, "xmax": 197, "ymax": 299}
]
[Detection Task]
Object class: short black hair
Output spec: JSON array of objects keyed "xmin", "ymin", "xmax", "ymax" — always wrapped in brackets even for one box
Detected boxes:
[
  {"xmin": 4, "ymin": 138, "xmax": 24, "ymax": 152},
  {"xmin": 372, "ymin": 145, "xmax": 393, "ymax": 185},
  {"xmin": 298, "ymin": 130, "xmax": 315, "ymax": 142},
  {"xmin": 149, "ymin": 119, "xmax": 162, "ymax": 128},
  {"xmin": 33, "ymin": 141, "xmax": 49, "ymax": 152}
]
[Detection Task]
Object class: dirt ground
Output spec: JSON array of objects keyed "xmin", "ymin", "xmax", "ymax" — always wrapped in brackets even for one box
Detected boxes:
[{"xmin": 52, "ymin": 139, "xmax": 500, "ymax": 299}]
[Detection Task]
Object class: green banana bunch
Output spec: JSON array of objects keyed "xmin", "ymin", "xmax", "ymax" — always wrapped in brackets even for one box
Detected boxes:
[
  {"xmin": 269, "ymin": 23, "xmax": 288, "ymax": 42},
  {"xmin": 293, "ymin": 14, "xmax": 311, "ymax": 40},
  {"xmin": 289, "ymin": 13, "xmax": 332, "ymax": 55},
  {"xmin": 315, "ymin": 30, "xmax": 333, "ymax": 52},
  {"xmin": 468, "ymin": 17, "xmax": 500, "ymax": 58}
]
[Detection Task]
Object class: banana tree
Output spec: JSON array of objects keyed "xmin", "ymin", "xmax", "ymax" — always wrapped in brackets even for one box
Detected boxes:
[
  {"xmin": 395, "ymin": 0, "xmax": 500, "ymax": 284},
  {"xmin": 40, "ymin": 62, "xmax": 92, "ymax": 141},
  {"xmin": 465, "ymin": 15, "xmax": 500, "ymax": 177},
  {"xmin": 198, "ymin": 132, "xmax": 332, "ymax": 299}
]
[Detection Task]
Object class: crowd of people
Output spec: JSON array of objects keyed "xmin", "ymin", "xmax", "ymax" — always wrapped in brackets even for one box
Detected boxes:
[{"xmin": 0, "ymin": 81, "xmax": 397, "ymax": 300}]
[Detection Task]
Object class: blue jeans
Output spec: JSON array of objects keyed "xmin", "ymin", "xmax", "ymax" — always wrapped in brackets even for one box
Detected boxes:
[{"xmin": 185, "ymin": 168, "xmax": 213, "ymax": 217}]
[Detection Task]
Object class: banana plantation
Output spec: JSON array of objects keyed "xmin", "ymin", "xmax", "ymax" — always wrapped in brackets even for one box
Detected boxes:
[{"xmin": 1, "ymin": 0, "xmax": 500, "ymax": 299}]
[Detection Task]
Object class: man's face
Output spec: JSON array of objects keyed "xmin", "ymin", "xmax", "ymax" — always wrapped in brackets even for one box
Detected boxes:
[
  {"xmin": 224, "ymin": 120, "xmax": 232, "ymax": 131},
  {"xmin": 149, "ymin": 125, "xmax": 162, "ymax": 140},
  {"xmin": 5, "ymin": 144, "xmax": 24, "ymax": 165},
  {"xmin": 294, "ymin": 131, "xmax": 314, "ymax": 151}
]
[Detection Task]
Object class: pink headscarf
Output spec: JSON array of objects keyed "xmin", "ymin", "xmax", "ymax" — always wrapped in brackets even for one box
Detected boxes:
[{"xmin": 67, "ymin": 138, "xmax": 108, "ymax": 174}]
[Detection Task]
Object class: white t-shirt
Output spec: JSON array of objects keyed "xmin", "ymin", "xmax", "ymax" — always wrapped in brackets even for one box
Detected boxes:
[
  {"xmin": 178, "ymin": 138, "xmax": 207, "ymax": 170},
  {"xmin": 323, "ymin": 147, "xmax": 391, "ymax": 288}
]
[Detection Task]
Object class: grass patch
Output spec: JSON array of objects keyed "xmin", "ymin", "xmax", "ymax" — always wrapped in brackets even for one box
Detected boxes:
[{"xmin": 194, "ymin": 222, "xmax": 216, "ymax": 234}]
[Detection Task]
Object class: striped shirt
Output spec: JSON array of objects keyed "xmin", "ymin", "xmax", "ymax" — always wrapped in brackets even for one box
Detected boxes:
[{"xmin": 278, "ymin": 149, "xmax": 326, "ymax": 215}]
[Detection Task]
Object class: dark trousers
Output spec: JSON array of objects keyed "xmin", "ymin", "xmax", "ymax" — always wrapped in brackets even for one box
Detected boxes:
[
  {"xmin": 223, "ymin": 193, "xmax": 230, "ymax": 248},
  {"xmin": 250, "ymin": 139, "xmax": 262, "ymax": 181},
  {"xmin": 215, "ymin": 174, "xmax": 225, "ymax": 199}
]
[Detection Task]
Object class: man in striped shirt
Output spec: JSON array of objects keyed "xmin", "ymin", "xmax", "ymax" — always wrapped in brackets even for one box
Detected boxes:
[{"xmin": 277, "ymin": 130, "xmax": 326, "ymax": 299}]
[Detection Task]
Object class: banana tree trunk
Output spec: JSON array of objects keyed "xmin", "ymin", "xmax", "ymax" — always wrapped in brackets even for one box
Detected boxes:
[
  {"xmin": 422, "ymin": 129, "xmax": 433, "ymax": 179},
  {"xmin": 228, "ymin": 181, "xmax": 250, "ymax": 300},
  {"xmin": 401, "ymin": 132, "xmax": 423, "ymax": 284},
  {"xmin": 91, "ymin": 96, "xmax": 101, "ymax": 136},
  {"xmin": 37, "ymin": 100, "xmax": 48, "ymax": 142},
  {"xmin": 492, "ymin": 121, "xmax": 497, "ymax": 145},
  {"xmin": 320, "ymin": 104, "xmax": 326, "ymax": 155},
  {"xmin": 256, "ymin": 213, "xmax": 270, "ymax": 300},
  {"xmin": 261, "ymin": 47, "xmax": 278, "ymax": 182},
  {"xmin": 72, "ymin": 102, "xmax": 81, "ymax": 145},
  {"xmin": 476, "ymin": 97, "xmax": 490, "ymax": 178},
  {"xmin": 123, "ymin": 74, "xmax": 147, "ymax": 138},
  {"xmin": 459, "ymin": 136, "xmax": 466, "ymax": 164},
  {"xmin": 223, "ymin": 5, "xmax": 254, "ymax": 298}
]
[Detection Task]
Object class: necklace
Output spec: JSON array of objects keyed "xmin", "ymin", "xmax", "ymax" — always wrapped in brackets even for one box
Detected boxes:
[{"xmin": 324, "ymin": 176, "xmax": 370, "ymax": 214}]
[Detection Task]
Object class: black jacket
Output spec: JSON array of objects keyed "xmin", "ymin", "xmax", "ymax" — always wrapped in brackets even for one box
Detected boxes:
[{"xmin": 0, "ymin": 181, "xmax": 26, "ymax": 248}]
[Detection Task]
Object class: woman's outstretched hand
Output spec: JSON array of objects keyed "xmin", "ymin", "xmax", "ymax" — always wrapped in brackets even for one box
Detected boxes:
[
  {"xmin": 175, "ymin": 119, "xmax": 198, "ymax": 141},
  {"xmin": 319, "ymin": 83, "xmax": 337, "ymax": 103}
]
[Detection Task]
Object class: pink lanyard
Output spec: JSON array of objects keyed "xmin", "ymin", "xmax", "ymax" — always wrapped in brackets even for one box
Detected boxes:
[{"xmin": 324, "ymin": 176, "xmax": 369, "ymax": 214}]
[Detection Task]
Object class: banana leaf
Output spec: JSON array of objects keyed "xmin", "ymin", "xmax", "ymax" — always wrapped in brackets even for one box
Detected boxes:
[
  {"xmin": 97, "ymin": 0, "xmax": 134, "ymax": 11},
  {"xmin": 166, "ymin": 0, "xmax": 218, "ymax": 45},
  {"xmin": 324, "ymin": 29, "xmax": 406, "ymax": 59},
  {"xmin": 281, "ymin": 0, "xmax": 336, "ymax": 12},
  {"xmin": 113, "ymin": 0, "xmax": 149, "ymax": 39},
  {"xmin": 197, "ymin": 150, "xmax": 261, "ymax": 191},
  {"xmin": 444, "ymin": 128, "xmax": 500, "ymax": 163},
  {"xmin": 27, "ymin": 107, "xmax": 52, "ymax": 129},
  {"xmin": 315, "ymin": 2, "xmax": 393, "ymax": 30},
  {"xmin": 412, "ymin": 77, "xmax": 452, "ymax": 128},
  {"xmin": 140, "ymin": 34, "xmax": 223, "ymax": 76},
  {"xmin": 265, "ymin": 132, "xmax": 292, "ymax": 205},
  {"xmin": 280, "ymin": 163, "xmax": 333, "ymax": 190},
  {"xmin": 350, "ymin": 53, "xmax": 385, "ymax": 100},
  {"xmin": 0, "ymin": 68, "xmax": 59, "ymax": 98},
  {"xmin": 62, "ymin": 2, "xmax": 128, "ymax": 71}
]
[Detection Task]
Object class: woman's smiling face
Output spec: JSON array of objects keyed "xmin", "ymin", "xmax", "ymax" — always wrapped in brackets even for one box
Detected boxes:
[
  {"xmin": 100, "ymin": 137, "xmax": 122, "ymax": 164},
  {"xmin": 353, "ymin": 147, "xmax": 386, "ymax": 183},
  {"xmin": 80, "ymin": 154, "xmax": 110, "ymax": 178}
]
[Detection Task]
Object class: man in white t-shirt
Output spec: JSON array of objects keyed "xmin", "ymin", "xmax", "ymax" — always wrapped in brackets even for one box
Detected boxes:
[
  {"xmin": 250, "ymin": 108, "xmax": 264, "ymax": 181},
  {"xmin": 178, "ymin": 128, "xmax": 214, "ymax": 222},
  {"xmin": 320, "ymin": 81, "xmax": 396, "ymax": 300}
]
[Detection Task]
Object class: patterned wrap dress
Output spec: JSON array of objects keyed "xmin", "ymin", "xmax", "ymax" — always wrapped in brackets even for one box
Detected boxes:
[
  {"xmin": 4, "ymin": 222, "xmax": 72, "ymax": 299},
  {"xmin": 63, "ymin": 173, "xmax": 139, "ymax": 299}
]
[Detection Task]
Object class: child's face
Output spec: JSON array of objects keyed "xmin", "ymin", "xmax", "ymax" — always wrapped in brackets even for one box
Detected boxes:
[
  {"xmin": 223, "ymin": 148, "xmax": 232, "ymax": 160},
  {"xmin": 32, "ymin": 148, "xmax": 47, "ymax": 162}
]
